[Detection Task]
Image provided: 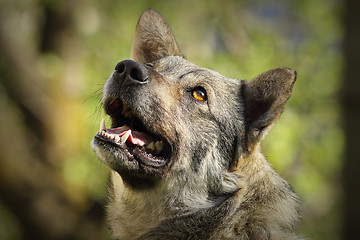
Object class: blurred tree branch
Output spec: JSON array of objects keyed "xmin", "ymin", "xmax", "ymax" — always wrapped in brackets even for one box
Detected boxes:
[{"xmin": 0, "ymin": 1, "xmax": 106, "ymax": 239}]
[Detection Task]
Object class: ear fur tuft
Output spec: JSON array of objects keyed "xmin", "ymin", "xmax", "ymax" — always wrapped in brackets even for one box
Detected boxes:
[{"xmin": 131, "ymin": 9, "xmax": 181, "ymax": 63}]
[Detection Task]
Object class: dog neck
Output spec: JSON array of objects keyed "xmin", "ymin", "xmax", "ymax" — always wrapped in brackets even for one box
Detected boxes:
[
  {"xmin": 107, "ymin": 170, "xmax": 236, "ymax": 239},
  {"xmin": 107, "ymin": 148, "xmax": 300, "ymax": 240}
]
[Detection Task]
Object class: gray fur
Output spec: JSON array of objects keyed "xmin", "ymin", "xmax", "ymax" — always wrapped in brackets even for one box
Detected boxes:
[{"xmin": 91, "ymin": 9, "xmax": 302, "ymax": 240}]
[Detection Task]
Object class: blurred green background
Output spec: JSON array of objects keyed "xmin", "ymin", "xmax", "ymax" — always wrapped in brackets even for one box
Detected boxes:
[{"xmin": 0, "ymin": 0, "xmax": 355, "ymax": 239}]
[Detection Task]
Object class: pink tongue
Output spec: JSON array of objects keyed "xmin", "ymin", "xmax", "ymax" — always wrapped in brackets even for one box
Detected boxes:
[
  {"xmin": 106, "ymin": 126, "xmax": 130, "ymax": 135},
  {"xmin": 106, "ymin": 125, "xmax": 155, "ymax": 146}
]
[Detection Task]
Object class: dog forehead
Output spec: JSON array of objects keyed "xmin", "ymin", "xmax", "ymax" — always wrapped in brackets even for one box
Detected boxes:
[
  {"xmin": 155, "ymin": 56, "xmax": 197, "ymax": 75},
  {"xmin": 155, "ymin": 56, "xmax": 241, "ymax": 90}
]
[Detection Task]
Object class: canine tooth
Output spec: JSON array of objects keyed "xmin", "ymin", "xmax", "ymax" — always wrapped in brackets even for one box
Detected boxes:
[
  {"xmin": 109, "ymin": 134, "xmax": 115, "ymax": 140},
  {"xmin": 109, "ymin": 98, "xmax": 117, "ymax": 105},
  {"xmin": 115, "ymin": 135, "xmax": 120, "ymax": 142},
  {"xmin": 146, "ymin": 142, "xmax": 155, "ymax": 151},
  {"xmin": 122, "ymin": 103, "xmax": 130, "ymax": 115},
  {"xmin": 100, "ymin": 118, "xmax": 106, "ymax": 132},
  {"xmin": 155, "ymin": 141, "xmax": 164, "ymax": 152},
  {"xmin": 121, "ymin": 130, "xmax": 131, "ymax": 143}
]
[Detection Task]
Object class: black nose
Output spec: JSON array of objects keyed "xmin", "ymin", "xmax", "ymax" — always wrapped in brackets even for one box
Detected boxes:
[{"xmin": 114, "ymin": 60, "xmax": 149, "ymax": 85}]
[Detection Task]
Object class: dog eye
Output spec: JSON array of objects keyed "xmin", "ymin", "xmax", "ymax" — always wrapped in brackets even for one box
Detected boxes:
[{"xmin": 191, "ymin": 87, "xmax": 207, "ymax": 102}]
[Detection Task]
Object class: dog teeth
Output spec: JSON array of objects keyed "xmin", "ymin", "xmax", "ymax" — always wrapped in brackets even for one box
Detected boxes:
[
  {"xmin": 98, "ymin": 127, "xmax": 163, "ymax": 153},
  {"xmin": 121, "ymin": 102, "xmax": 137, "ymax": 118},
  {"xmin": 99, "ymin": 129, "xmax": 128, "ymax": 144},
  {"xmin": 122, "ymin": 103, "xmax": 130, "ymax": 115},
  {"xmin": 100, "ymin": 118, "xmax": 106, "ymax": 132},
  {"xmin": 146, "ymin": 142, "xmax": 155, "ymax": 151},
  {"xmin": 155, "ymin": 141, "xmax": 163, "ymax": 152},
  {"xmin": 121, "ymin": 130, "xmax": 131, "ymax": 143},
  {"xmin": 146, "ymin": 141, "xmax": 163, "ymax": 153},
  {"xmin": 109, "ymin": 98, "xmax": 117, "ymax": 105}
]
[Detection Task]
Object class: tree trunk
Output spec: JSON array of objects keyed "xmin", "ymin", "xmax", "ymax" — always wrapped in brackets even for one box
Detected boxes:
[{"xmin": 342, "ymin": 0, "xmax": 360, "ymax": 239}]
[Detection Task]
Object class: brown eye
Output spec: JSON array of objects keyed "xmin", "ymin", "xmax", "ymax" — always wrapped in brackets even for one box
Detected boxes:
[{"xmin": 192, "ymin": 88, "xmax": 207, "ymax": 102}]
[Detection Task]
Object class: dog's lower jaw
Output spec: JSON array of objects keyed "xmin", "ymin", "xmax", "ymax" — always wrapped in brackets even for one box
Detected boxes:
[{"xmin": 91, "ymin": 137, "xmax": 171, "ymax": 188}]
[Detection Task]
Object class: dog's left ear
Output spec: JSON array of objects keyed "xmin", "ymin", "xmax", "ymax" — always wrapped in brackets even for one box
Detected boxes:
[
  {"xmin": 242, "ymin": 67, "xmax": 296, "ymax": 151},
  {"xmin": 131, "ymin": 9, "xmax": 181, "ymax": 63}
]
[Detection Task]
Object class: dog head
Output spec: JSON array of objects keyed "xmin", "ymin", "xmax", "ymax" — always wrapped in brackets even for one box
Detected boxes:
[{"xmin": 91, "ymin": 9, "xmax": 296, "ymax": 200}]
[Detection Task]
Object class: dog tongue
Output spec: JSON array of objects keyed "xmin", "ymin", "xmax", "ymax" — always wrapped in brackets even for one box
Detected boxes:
[
  {"xmin": 106, "ymin": 125, "xmax": 154, "ymax": 146},
  {"xmin": 106, "ymin": 126, "xmax": 130, "ymax": 135}
]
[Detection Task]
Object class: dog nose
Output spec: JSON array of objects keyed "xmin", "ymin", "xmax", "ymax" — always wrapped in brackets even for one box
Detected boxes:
[{"xmin": 114, "ymin": 60, "xmax": 149, "ymax": 84}]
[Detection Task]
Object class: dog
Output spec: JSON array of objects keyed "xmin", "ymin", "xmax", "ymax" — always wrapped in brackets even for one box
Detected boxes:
[{"xmin": 91, "ymin": 9, "xmax": 302, "ymax": 240}]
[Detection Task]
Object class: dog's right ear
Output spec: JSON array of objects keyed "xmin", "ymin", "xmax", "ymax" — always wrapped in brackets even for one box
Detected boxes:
[
  {"xmin": 131, "ymin": 9, "xmax": 181, "ymax": 63},
  {"xmin": 242, "ymin": 67, "xmax": 296, "ymax": 152}
]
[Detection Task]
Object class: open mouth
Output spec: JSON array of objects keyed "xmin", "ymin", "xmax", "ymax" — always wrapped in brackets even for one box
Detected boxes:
[{"xmin": 95, "ymin": 98, "xmax": 171, "ymax": 168}]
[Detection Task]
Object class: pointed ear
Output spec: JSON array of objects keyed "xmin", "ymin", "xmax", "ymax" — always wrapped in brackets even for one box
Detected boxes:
[
  {"xmin": 131, "ymin": 9, "xmax": 181, "ymax": 63},
  {"xmin": 242, "ymin": 67, "xmax": 296, "ymax": 150}
]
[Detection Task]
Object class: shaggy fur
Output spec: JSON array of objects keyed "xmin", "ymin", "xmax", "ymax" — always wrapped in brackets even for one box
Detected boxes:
[{"xmin": 92, "ymin": 9, "xmax": 302, "ymax": 240}]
